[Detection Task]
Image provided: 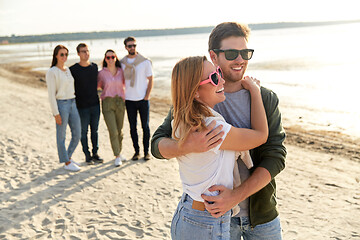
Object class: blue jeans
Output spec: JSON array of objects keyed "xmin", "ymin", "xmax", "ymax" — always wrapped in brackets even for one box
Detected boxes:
[
  {"xmin": 171, "ymin": 193, "xmax": 231, "ymax": 240},
  {"xmin": 56, "ymin": 99, "xmax": 81, "ymax": 163},
  {"xmin": 230, "ymin": 216, "xmax": 282, "ymax": 240},
  {"xmin": 77, "ymin": 104, "xmax": 100, "ymax": 158},
  {"xmin": 125, "ymin": 100, "xmax": 150, "ymax": 154}
]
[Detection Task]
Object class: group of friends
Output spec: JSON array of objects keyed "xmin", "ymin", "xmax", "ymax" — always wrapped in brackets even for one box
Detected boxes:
[
  {"xmin": 46, "ymin": 36, "xmax": 153, "ymax": 172},
  {"xmin": 46, "ymin": 22, "xmax": 287, "ymax": 240}
]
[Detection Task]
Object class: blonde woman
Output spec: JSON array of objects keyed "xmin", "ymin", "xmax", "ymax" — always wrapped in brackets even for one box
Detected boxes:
[
  {"xmin": 97, "ymin": 49, "xmax": 126, "ymax": 167},
  {"xmin": 170, "ymin": 56, "xmax": 268, "ymax": 240},
  {"xmin": 46, "ymin": 45, "xmax": 81, "ymax": 172}
]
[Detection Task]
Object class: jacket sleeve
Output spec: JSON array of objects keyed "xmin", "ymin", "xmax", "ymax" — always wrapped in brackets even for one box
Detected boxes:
[
  {"xmin": 150, "ymin": 108, "xmax": 173, "ymax": 159},
  {"xmin": 251, "ymin": 87, "xmax": 287, "ymax": 179}
]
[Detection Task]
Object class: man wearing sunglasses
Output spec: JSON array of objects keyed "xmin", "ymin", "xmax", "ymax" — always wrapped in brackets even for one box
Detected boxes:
[
  {"xmin": 70, "ymin": 43, "xmax": 103, "ymax": 165},
  {"xmin": 120, "ymin": 37, "xmax": 153, "ymax": 161},
  {"xmin": 151, "ymin": 22, "xmax": 286, "ymax": 239}
]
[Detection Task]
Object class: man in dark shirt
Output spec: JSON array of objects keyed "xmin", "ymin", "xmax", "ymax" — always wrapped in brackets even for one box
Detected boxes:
[{"xmin": 70, "ymin": 43, "xmax": 103, "ymax": 165}]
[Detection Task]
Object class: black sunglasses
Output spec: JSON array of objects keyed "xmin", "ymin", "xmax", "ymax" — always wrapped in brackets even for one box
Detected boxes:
[
  {"xmin": 106, "ymin": 56, "xmax": 116, "ymax": 60},
  {"xmin": 213, "ymin": 49, "xmax": 254, "ymax": 61},
  {"xmin": 59, "ymin": 53, "xmax": 68, "ymax": 57},
  {"xmin": 127, "ymin": 44, "xmax": 137, "ymax": 48}
]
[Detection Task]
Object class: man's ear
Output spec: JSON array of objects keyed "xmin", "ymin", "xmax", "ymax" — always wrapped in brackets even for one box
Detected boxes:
[{"xmin": 209, "ymin": 50, "xmax": 218, "ymax": 65}]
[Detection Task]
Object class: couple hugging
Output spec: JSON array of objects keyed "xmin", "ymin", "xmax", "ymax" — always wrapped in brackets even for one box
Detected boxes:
[{"xmin": 151, "ymin": 22, "xmax": 286, "ymax": 240}]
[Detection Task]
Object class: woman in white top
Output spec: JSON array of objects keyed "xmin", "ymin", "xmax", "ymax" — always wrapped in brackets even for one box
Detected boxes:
[
  {"xmin": 170, "ymin": 56, "xmax": 268, "ymax": 240},
  {"xmin": 46, "ymin": 45, "xmax": 81, "ymax": 172}
]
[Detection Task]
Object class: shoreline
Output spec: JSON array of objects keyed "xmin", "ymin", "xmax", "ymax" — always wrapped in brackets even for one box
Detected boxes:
[{"xmin": 1, "ymin": 62, "xmax": 358, "ymax": 162}]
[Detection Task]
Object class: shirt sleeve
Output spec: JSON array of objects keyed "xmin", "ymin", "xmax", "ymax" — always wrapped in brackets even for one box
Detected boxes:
[
  {"xmin": 69, "ymin": 65, "xmax": 74, "ymax": 75},
  {"xmin": 97, "ymin": 70, "xmax": 104, "ymax": 89},
  {"xmin": 120, "ymin": 68, "xmax": 125, "ymax": 84},
  {"xmin": 45, "ymin": 69, "xmax": 59, "ymax": 116},
  {"xmin": 204, "ymin": 117, "xmax": 232, "ymax": 153},
  {"xmin": 145, "ymin": 60, "xmax": 153, "ymax": 78}
]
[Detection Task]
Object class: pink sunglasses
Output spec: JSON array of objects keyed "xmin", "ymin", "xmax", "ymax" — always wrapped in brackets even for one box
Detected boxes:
[{"xmin": 199, "ymin": 66, "xmax": 223, "ymax": 86}]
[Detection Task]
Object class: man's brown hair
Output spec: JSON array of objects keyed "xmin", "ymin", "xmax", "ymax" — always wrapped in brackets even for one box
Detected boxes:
[
  {"xmin": 208, "ymin": 22, "xmax": 251, "ymax": 51},
  {"xmin": 76, "ymin": 43, "xmax": 88, "ymax": 53},
  {"xmin": 124, "ymin": 36, "xmax": 136, "ymax": 46}
]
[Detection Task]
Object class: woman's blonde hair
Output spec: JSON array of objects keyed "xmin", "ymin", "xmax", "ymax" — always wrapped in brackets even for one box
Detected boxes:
[{"xmin": 171, "ymin": 56, "xmax": 213, "ymax": 145}]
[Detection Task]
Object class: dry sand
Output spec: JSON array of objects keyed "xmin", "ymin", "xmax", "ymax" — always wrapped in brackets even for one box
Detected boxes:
[{"xmin": 0, "ymin": 64, "xmax": 359, "ymax": 239}]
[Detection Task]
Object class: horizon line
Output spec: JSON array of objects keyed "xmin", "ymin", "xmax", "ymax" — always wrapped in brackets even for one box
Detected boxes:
[{"xmin": 2, "ymin": 19, "xmax": 360, "ymax": 38}]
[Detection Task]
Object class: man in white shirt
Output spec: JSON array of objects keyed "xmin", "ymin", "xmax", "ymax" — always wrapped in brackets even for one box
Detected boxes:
[{"xmin": 120, "ymin": 37, "xmax": 153, "ymax": 161}]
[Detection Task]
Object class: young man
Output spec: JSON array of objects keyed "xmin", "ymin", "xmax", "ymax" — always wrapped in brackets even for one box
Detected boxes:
[
  {"xmin": 70, "ymin": 43, "xmax": 103, "ymax": 165},
  {"xmin": 151, "ymin": 22, "xmax": 286, "ymax": 239},
  {"xmin": 120, "ymin": 37, "xmax": 153, "ymax": 161}
]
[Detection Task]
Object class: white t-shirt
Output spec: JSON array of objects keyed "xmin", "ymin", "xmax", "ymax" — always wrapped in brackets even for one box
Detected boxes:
[
  {"xmin": 173, "ymin": 108, "xmax": 236, "ymax": 202},
  {"xmin": 121, "ymin": 58, "xmax": 153, "ymax": 101}
]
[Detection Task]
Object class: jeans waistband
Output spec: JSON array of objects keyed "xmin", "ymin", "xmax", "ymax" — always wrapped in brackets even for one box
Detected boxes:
[
  {"xmin": 57, "ymin": 98, "xmax": 75, "ymax": 102},
  {"xmin": 181, "ymin": 193, "xmax": 231, "ymax": 219},
  {"xmin": 181, "ymin": 193, "xmax": 206, "ymax": 211}
]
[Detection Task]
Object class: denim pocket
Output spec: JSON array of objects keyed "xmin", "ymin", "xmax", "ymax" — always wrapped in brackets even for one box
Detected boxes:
[
  {"xmin": 57, "ymin": 100, "xmax": 67, "ymax": 113},
  {"xmin": 181, "ymin": 215, "xmax": 213, "ymax": 240}
]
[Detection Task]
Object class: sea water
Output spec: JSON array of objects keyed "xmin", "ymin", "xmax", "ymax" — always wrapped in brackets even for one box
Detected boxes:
[{"xmin": 1, "ymin": 22, "xmax": 359, "ymax": 137}]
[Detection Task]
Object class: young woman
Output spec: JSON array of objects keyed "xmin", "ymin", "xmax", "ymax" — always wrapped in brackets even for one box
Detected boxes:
[
  {"xmin": 97, "ymin": 49, "xmax": 126, "ymax": 167},
  {"xmin": 170, "ymin": 56, "xmax": 268, "ymax": 240},
  {"xmin": 46, "ymin": 45, "xmax": 81, "ymax": 172}
]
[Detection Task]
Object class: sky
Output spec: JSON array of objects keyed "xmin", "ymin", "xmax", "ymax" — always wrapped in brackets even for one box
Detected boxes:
[{"xmin": 0, "ymin": 0, "xmax": 359, "ymax": 36}]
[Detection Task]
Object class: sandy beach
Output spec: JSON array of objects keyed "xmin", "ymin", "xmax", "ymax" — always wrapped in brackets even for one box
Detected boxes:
[{"xmin": 0, "ymin": 63, "xmax": 359, "ymax": 239}]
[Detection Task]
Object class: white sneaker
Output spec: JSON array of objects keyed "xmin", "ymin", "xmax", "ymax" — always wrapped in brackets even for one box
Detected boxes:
[
  {"xmin": 119, "ymin": 154, "xmax": 126, "ymax": 161},
  {"xmin": 64, "ymin": 162, "xmax": 81, "ymax": 172},
  {"xmin": 114, "ymin": 157, "xmax": 123, "ymax": 167},
  {"xmin": 70, "ymin": 159, "xmax": 80, "ymax": 166}
]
